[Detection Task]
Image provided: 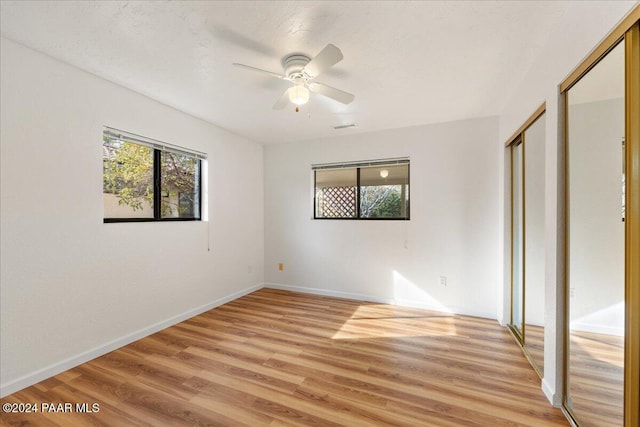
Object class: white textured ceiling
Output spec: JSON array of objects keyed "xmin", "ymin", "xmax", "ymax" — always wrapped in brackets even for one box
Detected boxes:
[{"xmin": 0, "ymin": 1, "xmax": 620, "ymax": 144}]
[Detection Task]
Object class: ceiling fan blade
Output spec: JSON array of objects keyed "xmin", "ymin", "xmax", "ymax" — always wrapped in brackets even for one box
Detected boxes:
[
  {"xmin": 308, "ymin": 82, "xmax": 354, "ymax": 104},
  {"xmin": 303, "ymin": 44, "xmax": 343, "ymax": 78},
  {"xmin": 232, "ymin": 63, "xmax": 287, "ymax": 80},
  {"xmin": 273, "ymin": 88, "xmax": 291, "ymax": 110}
]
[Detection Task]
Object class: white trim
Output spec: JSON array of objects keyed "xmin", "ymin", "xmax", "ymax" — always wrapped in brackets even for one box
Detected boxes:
[
  {"xmin": 569, "ymin": 322, "xmax": 625, "ymax": 337},
  {"xmin": 264, "ymin": 283, "xmax": 497, "ymax": 320},
  {"xmin": 0, "ymin": 283, "xmax": 262, "ymax": 398},
  {"xmin": 104, "ymin": 126, "xmax": 207, "ymax": 159},
  {"xmin": 311, "ymin": 157, "xmax": 409, "ymax": 170},
  {"xmin": 542, "ymin": 377, "xmax": 561, "ymax": 406},
  {"xmin": 265, "ymin": 282, "xmax": 378, "ymax": 303}
]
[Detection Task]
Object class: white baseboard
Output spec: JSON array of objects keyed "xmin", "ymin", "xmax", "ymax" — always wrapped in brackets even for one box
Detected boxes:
[
  {"xmin": 265, "ymin": 282, "xmax": 383, "ymax": 303},
  {"xmin": 542, "ymin": 377, "xmax": 561, "ymax": 407},
  {"xmin": 570, "ymin": 322, "xmax": 624, "ymax": 337},
  {"xmin": 264, "ymin": 283, "xmax": 497, "ymax": 320},
  {"xmin": 0, "ymin": 283, "xmax": 263, "ymax": 398}
]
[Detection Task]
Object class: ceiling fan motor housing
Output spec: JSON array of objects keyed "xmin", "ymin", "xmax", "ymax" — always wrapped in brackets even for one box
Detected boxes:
[{"xmin": 282, "ymin": 54, "xmax": 311, "ymax": 80}]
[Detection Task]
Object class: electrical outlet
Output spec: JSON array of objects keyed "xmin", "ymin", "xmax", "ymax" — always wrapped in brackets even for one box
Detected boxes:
[
  {"xmin": 440, "ymin": 276, "xmax": 447, "ymax": 287},
  {"xmin": 570, "ymin": 287, "xmax": 575, "ymax": 298},
  {"xmin": 247, "ymin": 265, "xmax": 252, "ymax": 274},
  {"xmin": 278, "ymin": 263, "xmax": 284, "ymax": 271}
]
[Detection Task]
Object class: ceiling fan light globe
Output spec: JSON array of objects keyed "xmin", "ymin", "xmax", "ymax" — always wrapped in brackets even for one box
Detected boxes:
[{"xmin": 289, "ymin": 85, "xmax": 310, "ymax": 106}]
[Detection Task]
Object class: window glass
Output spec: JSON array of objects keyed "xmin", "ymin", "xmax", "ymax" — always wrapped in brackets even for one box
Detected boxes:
[
  {"xmin": 315, "ymin": 168, "xmax": 357, "ymax": 218},
  {"xmin": 359, "ymin": 165, "xmax": 409, "ymax": 218},
  {"xmin": 102, "ymin": 139, "xmax": 154, "ymax": 219},
  {"xmin": 161, "ymin": 151, "xmax": 200, "ymax": 219},
  {"xmin": 103, "ymin": 128, "xmax": 203, "ymax": 222}
]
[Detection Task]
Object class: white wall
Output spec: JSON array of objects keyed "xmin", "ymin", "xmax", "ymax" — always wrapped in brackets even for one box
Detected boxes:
[
  {"xmin": 0, "ymin": 37, "xmax": 264, "ymax": 396},
  {"xmin": 264, "ymin": 117, "xmax": 499, "ymax": 319},
  {"xmin": 496, "ymin": 0, "xmax": 637, "ymax": 405}
]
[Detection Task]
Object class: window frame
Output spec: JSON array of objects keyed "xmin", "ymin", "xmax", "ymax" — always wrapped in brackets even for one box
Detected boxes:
[
  {"xmin": 313, "ymin": 159, "xmax": 410, "ymax": 221},
  {"xmin": 103, "ymin": 128, "xmax": 204, "ymax": 223}
]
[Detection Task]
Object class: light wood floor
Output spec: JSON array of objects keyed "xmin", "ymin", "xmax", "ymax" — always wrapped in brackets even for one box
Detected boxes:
[
  {"xmin": 513, "ymin": 324, "xmax": 625, "ymax": 426},
  {"xmin": 524, "ymin": 324, "xmax": 544, "ymax": 377},
  {"xmin": 1, "ymin": 289, "xmax": 567, "ymax": 426},
  {"xmin": 567, "ymin": 330, "xmax": 624, "ymax": 427}
]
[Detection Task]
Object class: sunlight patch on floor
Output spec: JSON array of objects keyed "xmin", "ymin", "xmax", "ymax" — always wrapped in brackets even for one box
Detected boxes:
[
  {"xmin": 332, "ymin": 271, "xmax": 458, "ymax": 340},
  {"xmin": 570, "ymin": 331, "xmax": 624, "ymax": 369}
]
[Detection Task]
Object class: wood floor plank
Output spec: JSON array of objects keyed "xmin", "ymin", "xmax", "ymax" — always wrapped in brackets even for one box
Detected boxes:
[
  {"xmin": 524, "ymin": 324, "xmax": 545, "ymax": 375},
  {"xmin": 566, "ymin": 330, "xmax": 624, "ymax": 427},
  {"xmin": 1, "ymin": 289, "xmax": 568, "ymax": 426}
]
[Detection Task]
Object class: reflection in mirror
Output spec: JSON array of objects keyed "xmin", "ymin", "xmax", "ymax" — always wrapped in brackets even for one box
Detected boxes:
[
  {"xmin": 511, "ymin": 141, "xmax": 524, "ymax": 339},
  {"xmin": 523, "ymin": 114, "xmax": 545, "ymax": 376},
  {"xmin": 567, "ymin": 40, "xmax": 625, "ymax": 426}
]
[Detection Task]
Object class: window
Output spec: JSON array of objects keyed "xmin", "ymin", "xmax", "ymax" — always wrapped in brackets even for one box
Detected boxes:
[
  {"xmin": 160, "ymin": 150, "xmax": 200, "ymax": 219},
  {"xmin": 103, "ymin": 127, "xmax": 205, "ymax": 222},
  {"xmin": 314, "ymin": 158, "xmax": 409, "ymax": 220}
]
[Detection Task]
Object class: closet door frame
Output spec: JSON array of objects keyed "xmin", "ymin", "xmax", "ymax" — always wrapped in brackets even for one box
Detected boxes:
[
  {"xmin": 506, "ymin": 103, "xmax": 546, "ymax": 378},
  {"xmin": 560, "ymin": 7, "xmax": 639, "ymax": 426}
]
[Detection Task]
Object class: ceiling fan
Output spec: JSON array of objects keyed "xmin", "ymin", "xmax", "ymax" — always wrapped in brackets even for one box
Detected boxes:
[{"xmin": 233, "ymin": 44, "xmax": 355, "ymax": 111}]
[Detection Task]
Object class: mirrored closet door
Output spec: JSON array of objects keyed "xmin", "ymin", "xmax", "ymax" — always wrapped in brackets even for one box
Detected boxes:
[
  {"xmin": 523, "ymin": 114, "xmax": 545, "ymax": 375},
  {"xmin": 508, "ymin": 108, "xmax": 546, "ymax": 377},
  {"xmin": 565, "ymin": 38, "xmax": 625, "ymax": 427},
  {"xmin": 511, "ymin": 138, "xmax": 524, "ymax": 341},
  {"xmin": 563, "ymin": 14, "xmax": 639, "ymax": 426}
]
